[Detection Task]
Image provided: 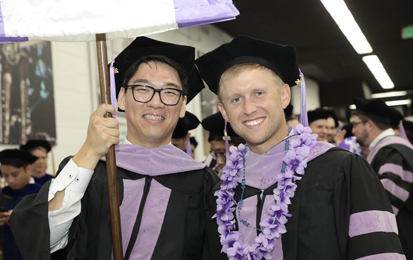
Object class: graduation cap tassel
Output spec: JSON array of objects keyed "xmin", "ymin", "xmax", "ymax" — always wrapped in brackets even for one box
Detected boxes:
[
  {"xmin": 109, "ymin": 59, "xmax": 118, "ymax": 118},
  {"xmin": 297, "ymin": 69, "xmax": 308, "ymax": 127},
  {"xmin": 186, "ymin": 137, "xmax": 192, "ymax": 156},
  {"xmin": 399, "ymin": 120, "xmax": 408, "ymax": 141},
  {"xmin": 224, "ymin": 120, "xmax": 230, "ymax": 160}
]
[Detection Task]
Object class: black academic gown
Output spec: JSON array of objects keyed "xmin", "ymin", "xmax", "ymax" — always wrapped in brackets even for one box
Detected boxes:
[
  {"xmin": 207, "ymin": 145, "xmax": 404, "ymax": 260},
  {"xmin": 368, "ymin": 136, "xmax": 413, "ymax": 260},
  {"xmin": 10, "ymin": 145, "xmax": 221, "ymax": 260},
  {"xmin": 2, "ymin": 183, "xmax": 41, "ymax": 260}
]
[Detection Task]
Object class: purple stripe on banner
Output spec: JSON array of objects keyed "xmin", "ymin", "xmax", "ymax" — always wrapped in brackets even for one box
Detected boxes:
[
  {"xmin": 356, "ymin": 253, "xmax": 406, "ymax": 260},
  {"xmin": 378, "ymin": 163, "xmax": 413, "ymax": 183},
  {"xmin": 381, "ymin": 179, "xmax": 410, "ymax": 202},
  {"xmin": 348, "ymin": 210, "xmax": 398, "ymax": 238},
  {"xmin": 0, "ymin": 37, "xmax": 28, "ymax": 44},
  {"xmin": 174, "ymin": 0, "xmax": 239, "ymax": 28}
]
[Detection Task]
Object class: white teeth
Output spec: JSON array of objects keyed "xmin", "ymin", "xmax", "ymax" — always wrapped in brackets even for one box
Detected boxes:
[
  {"xmin": 244, "ymin": 118, "xmax": 264, "ymax": 126},
  {"xmin": 143, "ymin": 115, "xmax": 164, "ymax": 120}
]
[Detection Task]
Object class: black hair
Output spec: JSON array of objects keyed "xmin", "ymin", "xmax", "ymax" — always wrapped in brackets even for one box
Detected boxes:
[
  {"xmin": 122, "ymin": 55, "xmax": 189, "ymax": 95},
  {"xmin": 0, "ymin": 158, "xmax": 29, "ymax": 169},
  {"xmin": 353, "ymin": 110, "xmax": 396, "ymax": 131}
]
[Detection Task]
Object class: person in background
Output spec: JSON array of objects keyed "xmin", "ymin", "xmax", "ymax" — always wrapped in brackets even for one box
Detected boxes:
[
  {"xmin": 326, "ymin": 109, "xmax": 338, "ymax": 143},
  {"xmin": 196, "ymin": 35, "xmax": 404, "ymax": 259},
  {"xmin": 20, "ymin": 140, "xmax": 53, "ymax": 185},
  {"xmin": 0, "ymin": 149, "xmax": 41, "ymax": 260},
  {"xmin": 201, "ymin": 112, "xmax": 245, "ymax": 173},
  {"xmin": 189, "ymin": 137, "xmax": 198, "ymax": 159},
  {"xmin": 336, "ymin": 123, "xmax": 365, "ymax": 157},
  {"xmin": 352, "ymin": 97, "xmax": 413, "ymax": 259},
  {"xmin": 308, "ymin": 108, "xmax": 329, "ymax": 142},
  {"xmin": 284, "ymin": 104, "xmax": 299, "ymax": 127},
  {"xmin": 171, "ymin": 111, "xmax": 200, "ymax": 157}
]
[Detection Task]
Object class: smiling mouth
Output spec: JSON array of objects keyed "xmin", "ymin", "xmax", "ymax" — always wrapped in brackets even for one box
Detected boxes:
[
  {"xmin": 143, "ymin": 115, "xmax": 165, "ymax": 120},
  {"xmin": 244, "ymin": 118, "xmax": 264, "ymax": 126}
]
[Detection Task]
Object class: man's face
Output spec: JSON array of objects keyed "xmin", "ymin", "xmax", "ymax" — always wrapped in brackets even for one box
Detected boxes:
[
  {"xmin": 31, "ymin": 148, "xmax": 47, "ymax": 175},
  {"xmin": 326, "ymin": 117, "xmax": 337, "ymax": 142},
  {"xmin": 210, "ymin": 139, "xmax": 227, "ymax": 169},
  {"xmin": 218, "ymin": 67, "xmax": 290, "ymax": 153},
  {"xmin": 118, "ymin": 61, "xmax": 186, "ymax": 147},
  {"xmin": 309, "ymin": 119, "xmax": 328, "ymax": 142},
  {"xmin": 1, "ymin": 164, "xmax": 32, "ymax": 190},
  {"xmin": 352, "ymin": 115, "xmax": 370, "ymax": 147}
]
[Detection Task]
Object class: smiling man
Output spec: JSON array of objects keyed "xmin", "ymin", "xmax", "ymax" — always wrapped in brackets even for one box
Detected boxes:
[
  {"xmin": 10, "ymin": 37, "xmax": 220, "ymax": 260},
  {"xmin": 196, "ymin": 36, "xmax": 405, "ymax": 259}
]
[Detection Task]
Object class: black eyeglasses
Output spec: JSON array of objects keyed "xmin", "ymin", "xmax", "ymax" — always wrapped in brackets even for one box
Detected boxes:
[
  {"xmin": 127, "ymin": 85, "xmax": 184, "ymax": 106},
  {"xmin": 210, "ymin": 150, "xmax": 226, "ymax": 162},
  {"xmin": 353, "ymin": 121, "xmax": 367, "ymax": 128}
]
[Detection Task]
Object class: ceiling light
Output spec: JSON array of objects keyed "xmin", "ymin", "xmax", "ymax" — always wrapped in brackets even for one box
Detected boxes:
[
  {"xmin": 320, "ymin": 0, "xmax": 373, "ymax": 54},
  {"xmin": 385, "ymin": 99, "xmax": 411, "ymax": 106},
  {"xmin": 362, "ymin": 55, "xmax": 394, "ymax": 89},
  {"xmin": 371, "ymin": 91, "xmax": 407, "ymax": 99},
  {"xmin": 349, "ymin": 104, "xmax": 356, "ymax": 110}
]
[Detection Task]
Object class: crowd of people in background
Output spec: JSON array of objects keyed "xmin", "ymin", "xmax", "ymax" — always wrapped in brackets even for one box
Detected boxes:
[{"xmin": 0, "ymin": 35, "xmax": 412, "ymax": 259}]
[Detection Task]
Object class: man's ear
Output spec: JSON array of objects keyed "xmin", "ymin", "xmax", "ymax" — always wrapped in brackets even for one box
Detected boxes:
[
  {"xmin": 179, "ymin": 96, "xmax": 187, "ymax": 118},
  {"xmin": 281, "ymin": 84, "xmax": 291, "ymax": 109},
  {"xmin": 25, "ymin": 164, "xmax": 33, "ymax": 176},
  {"xmin": 218, "ymin": 102, "xmax": 229, "ymax": 122},
  {"xmin": 118, "ymin": 87, "xmax": 126, "ymax": 111}
]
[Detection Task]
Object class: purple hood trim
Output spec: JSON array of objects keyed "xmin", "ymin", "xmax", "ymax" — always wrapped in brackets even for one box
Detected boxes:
[
  {"xmin": 102, "ymin": 144, "xmax": 205, "ymax": 176},
  {"xmin": 241, "ymin": 136, "xmax": 334, "ymax": 190},
  {"xmin": 367, "ymin": 135, "xmax": 413, "ymax": 164}
]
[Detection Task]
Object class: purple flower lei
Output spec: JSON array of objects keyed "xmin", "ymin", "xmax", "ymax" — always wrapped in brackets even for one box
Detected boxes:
[{"xmin": 213, "ymin": 124, "xmax": 317, "ymax": 260}]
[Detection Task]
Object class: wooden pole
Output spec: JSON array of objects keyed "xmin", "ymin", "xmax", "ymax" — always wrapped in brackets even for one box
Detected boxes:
[{"xmin": 95, "ymin": 33, "xmax": 123, "ymax": 260}]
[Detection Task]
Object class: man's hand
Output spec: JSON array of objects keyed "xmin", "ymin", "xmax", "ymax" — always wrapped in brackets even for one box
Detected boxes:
[
  {"xmin": 73, "ymin": 104, "xmax": 120, "ymax": 170},
  {"xmin": 335, "ymin": 129, "xmax": 347, "ymax": 145},
  {"xmin": 0, "ymin": 210, "xmax": 12, "ymax": 226}
]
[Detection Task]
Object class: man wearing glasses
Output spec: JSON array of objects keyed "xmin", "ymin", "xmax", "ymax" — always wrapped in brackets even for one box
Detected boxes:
[
  {"xmin": 352, "ymin": 97, "xmax": 413, "ymax": 259},
  {"xmin": 10, "ymin": 37, "xmax": 221, "ymax": 259}
]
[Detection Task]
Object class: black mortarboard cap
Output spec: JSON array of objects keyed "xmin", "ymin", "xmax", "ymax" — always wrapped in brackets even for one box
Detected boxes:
[
  {"xmin": 172, "ymin": 111, "xmax": 200, "ymax": 139},
  {"xmin": 0, "ymin": 149, "xmax": 38, "ymax": 165},
  {"xmin": 201, "ymin": 112, "xmax": 238, "ymax": 138},
  {"xmin": 112, "ymin": 36, "xmax": 204, "ymax": 104},
  {"xmin": 353, "ymin": 97, "xmax": 402, "ymax": 126},
  {"xmin": 195, "ymin": 35, "xmax": 300, "ymax": 94},
  {"xmin": 308, "ymin": 108, "xmax": 330, "ymax": 124},
  {"xmin": 20, "ymin": 140, "xmax": 51, "ymax": 153}
]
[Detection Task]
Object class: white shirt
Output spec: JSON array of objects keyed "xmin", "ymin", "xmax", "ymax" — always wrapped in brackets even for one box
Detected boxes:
[
  {"xmin": 49, "ymin": 139, "xmax": 133, "ymax": 252},
  {"xmin": 369, "ymin": 128, "xmax": 396, "ymax": 150}
]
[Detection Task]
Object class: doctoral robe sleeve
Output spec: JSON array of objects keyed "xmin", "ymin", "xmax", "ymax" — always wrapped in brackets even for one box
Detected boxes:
[
  {"xmin": 370, "ymin": 146, "xmax": 412, "ymax": 215},
  {"xmin": 335, "ymin": 153, "xmax": 405, "ymax": 259}
]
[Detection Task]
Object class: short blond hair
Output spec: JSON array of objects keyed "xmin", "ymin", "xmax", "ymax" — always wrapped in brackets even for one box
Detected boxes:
[{"xmin": 217, "ymin": 63, "xmax": 284, "ymax": 101}]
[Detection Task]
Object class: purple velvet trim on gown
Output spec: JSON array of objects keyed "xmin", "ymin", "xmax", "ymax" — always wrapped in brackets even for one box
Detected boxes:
[
  {"xmin": 367, "ymin": 135, "xmax": 413, "ymax": 164},
  {"xmin": 236, "ymin": 138, "xmax": 333, "ymax": 258},
  {"xmin": 117, "ymin": 179, "xmax": 171, "ymax": 260},
  {"xmin": 102, "ymin": 144, "xmax": 205, "ymax": 175}
]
